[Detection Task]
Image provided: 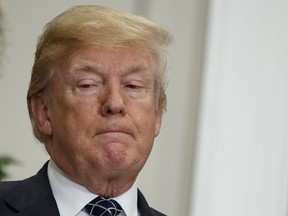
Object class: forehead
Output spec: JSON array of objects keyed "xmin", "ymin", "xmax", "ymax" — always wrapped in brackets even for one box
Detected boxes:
[{"xmin": 61, "ymin": 44, "xmax": 153, "ymax": 76}]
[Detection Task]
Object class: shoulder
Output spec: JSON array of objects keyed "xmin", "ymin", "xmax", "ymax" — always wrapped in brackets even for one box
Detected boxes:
[
  {"xmin": 0, "ymin": 180, "xmax": 22, "ymax": 214},
  {"xmin": 0, "ymin": 162, "xmax": 50, "ymax": 196},
  {"xmin": 0, "ymin": 180, "xmax": 21, "ymax": 199},
  {"xmin": 0, "ymin": 162, "xmax": 59, "ymax": 215}
]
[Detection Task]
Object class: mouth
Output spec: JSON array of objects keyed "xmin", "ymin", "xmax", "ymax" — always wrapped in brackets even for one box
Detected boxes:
[
  {"xmin": 95, "ymin": 128, "xmax": 134, "ymax": 139},
  {"xmin": 94, "ymin": 131, "xmax": 133, "ymax": 146},
  {"xmin": 97, "ymin": 128, "xmax": 131, "ymax": 134},
  {"xmin": 94, "ymin": 121, "xmax": 135, "ymax": 141},
  {"xmin": 98, "ymin": 131, "xmax": 130, "ymax": 136}
]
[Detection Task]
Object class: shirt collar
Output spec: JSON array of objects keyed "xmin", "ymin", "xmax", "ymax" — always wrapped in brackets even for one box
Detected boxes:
[{"xmin": 47, "ymin": 159, "xmax": 139, "ymax": 216}]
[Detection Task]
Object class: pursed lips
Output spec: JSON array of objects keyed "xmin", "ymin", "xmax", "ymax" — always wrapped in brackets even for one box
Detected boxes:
[{"xmin": 95, "ymin": 128, "xmax": 134, "ymax": 140}]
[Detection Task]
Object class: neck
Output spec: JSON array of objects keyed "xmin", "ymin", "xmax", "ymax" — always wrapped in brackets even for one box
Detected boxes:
[
  {"xmin": 52, "ymin": 159, "xmax": 138, "ymax": 197},
  {"xmin": 84, "ymin": 177, "xmax": 136, "ymax": 198}
]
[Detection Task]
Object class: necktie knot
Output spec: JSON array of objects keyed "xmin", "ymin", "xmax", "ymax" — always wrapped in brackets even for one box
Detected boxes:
[{"xmin": 85, "ymin": 196, "xmax": 123, "ymax": 216}]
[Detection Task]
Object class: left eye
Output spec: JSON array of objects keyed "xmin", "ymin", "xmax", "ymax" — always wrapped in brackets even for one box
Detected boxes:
[
  {"xmin": 79, "ymin": 84, "xmax": 95, "ymax": 88},
  {"xmin": 126, "ymin": 84, "xmax": 139, "ymax": 89}
]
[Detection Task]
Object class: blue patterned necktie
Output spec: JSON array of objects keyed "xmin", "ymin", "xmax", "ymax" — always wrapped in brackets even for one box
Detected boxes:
[{"xmin": 85, "ymin": 196, "xmax": 123, "ymax": 216}]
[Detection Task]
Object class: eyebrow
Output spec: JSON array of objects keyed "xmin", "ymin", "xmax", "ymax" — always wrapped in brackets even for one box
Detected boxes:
[
  {"xmin": 68, "ymin": 60, "xmax": 151, "ymax": 78},
  {"xmin": 68, "ymin": 61, "xmax": 103, "ymax": 74}
]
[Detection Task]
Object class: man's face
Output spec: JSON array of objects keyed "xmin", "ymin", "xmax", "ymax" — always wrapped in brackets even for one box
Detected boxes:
[{"xmin": 34, "ymin": 45, "xmax": 162, "ymax": 192}]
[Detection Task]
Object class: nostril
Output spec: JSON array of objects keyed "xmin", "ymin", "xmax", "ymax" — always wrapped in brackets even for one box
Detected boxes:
[
  {"xmin": 106, "ymin": 108, "xmax": 113, "ymax": 114},
  {"xmin": 102, "ymin": 102, "xmax": 126, "ymax": 116},
  {"xmin": 100, "ymin": 87, "xmax": 127, "ymax": 116}
]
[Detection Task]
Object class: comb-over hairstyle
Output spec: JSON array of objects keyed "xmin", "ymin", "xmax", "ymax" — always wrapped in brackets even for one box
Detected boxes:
[{"xmin": 27, "ymin": 5, "xmax": 172, "ymax": 143}]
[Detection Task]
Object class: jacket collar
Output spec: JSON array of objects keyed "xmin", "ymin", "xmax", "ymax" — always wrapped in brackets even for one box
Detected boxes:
[
  {"xmin": 4, "ymin": 161, "xmax": 164, "ymax": 216},
  {"xmin": 137, "ymin": 189, "xmax": 166, "ymax": 216}
]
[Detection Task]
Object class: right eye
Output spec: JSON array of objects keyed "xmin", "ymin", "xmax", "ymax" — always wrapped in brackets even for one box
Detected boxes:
[
  {"xmin": 78, "ymin": 79, "xmax": 97, "ymax": 88},
  {"xmin": 75, "ymin": 79, "xmax": 102, "ymax": 96}
]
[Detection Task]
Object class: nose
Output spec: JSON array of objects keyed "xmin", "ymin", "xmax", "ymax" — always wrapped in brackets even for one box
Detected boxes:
[{"xmin": 100, "ymin": 83, "xmax": 127, "ymax": 116}]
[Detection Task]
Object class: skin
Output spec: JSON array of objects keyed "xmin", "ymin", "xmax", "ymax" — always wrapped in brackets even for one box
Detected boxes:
[{"xmin": 31, "ymin": 44, "xmax": 162, "ymax": 197}]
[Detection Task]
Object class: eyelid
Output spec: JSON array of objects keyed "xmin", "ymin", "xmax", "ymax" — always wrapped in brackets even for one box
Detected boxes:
[
  {"xmin": 122, "ymin": 71, "xmax": 150, "ymax": 84},
  {"xmin": 77, "ymin": 78, "xmax": 98, "ymax": 86},
  {"xmin": 69, "ymin": 70, "xmax": 103, "ymax": 86},
  {"xmin": 125, "ymin": 82, "xmax": 144, "ymax": 90}
]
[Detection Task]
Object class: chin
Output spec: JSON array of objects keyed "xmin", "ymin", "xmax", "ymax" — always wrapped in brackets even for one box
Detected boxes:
[{"xmin": 103, "ymin": 144, "xmax": 128, "ymax": 167}]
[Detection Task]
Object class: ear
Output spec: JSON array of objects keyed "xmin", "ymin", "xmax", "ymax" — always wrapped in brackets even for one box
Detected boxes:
[
  {"xmin": 30, "ymin": 95, "xmax": 52, "ymax": 137},
  {"xmin": 154, "ymin": 112, "xmax": 163, "ymax": 137}
]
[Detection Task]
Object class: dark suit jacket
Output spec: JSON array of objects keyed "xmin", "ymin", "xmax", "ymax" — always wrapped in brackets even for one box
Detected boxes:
[{"xmin": 0, "ymin": 162, "xmax": 166, "ymax": 216}]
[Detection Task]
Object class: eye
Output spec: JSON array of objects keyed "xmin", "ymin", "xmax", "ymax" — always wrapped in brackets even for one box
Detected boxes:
[
  {"xmin": 124, "ymin": 81, "xmax": 144, "ymax": 90},
  {"xmin": 75, "ymin": 79, "xmax": 102, "ymax": 96},
  {"xmin": 79, "ymin": 83, "xmax": 96, "ymax": 88},
  {"xmin": 124, "ymin": 81, "xmax": 147, "ymax": 99},
  {"xmin": 77, "ymin": 79, "xmax": 98, "ymax": 88},
  {"xmin": 126, "ymin": 84, "xmax": 141, "ymax": 89}
]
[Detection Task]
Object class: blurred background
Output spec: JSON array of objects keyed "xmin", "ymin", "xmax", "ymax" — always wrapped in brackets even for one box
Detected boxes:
[{"xmin": 0, "ymin": 0, "xmax": 287, "ymax": 215}]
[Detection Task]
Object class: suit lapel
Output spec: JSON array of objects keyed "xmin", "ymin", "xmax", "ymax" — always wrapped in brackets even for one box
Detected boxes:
[
  {"xmin": 4, "ymin": 162, "xmax": 163, "ymax": 216},
  {"xmin": 137, "ymin": 189, "xmax": 166, "ymax": 216},
  {"xmin": 4, "ymin": 162, "xmax": 60, "ymax": 216}
]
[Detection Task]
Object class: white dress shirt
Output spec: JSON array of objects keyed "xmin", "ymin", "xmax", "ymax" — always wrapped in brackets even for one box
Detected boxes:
[{"xmin": 47, "ymin": 160, "xmax": 140, "ymax": 216}]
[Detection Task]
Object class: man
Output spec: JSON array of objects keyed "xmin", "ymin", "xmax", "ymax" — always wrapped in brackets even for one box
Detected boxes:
[{"xmin": 0, "ymin": 5, "xmax": 171, "ymax": 216}]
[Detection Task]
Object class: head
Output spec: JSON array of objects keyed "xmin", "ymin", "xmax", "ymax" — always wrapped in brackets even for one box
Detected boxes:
[
  {"xmin": 28, "ymin": 5, "xmax": 171, "ymax": 142},
  {"xmin": 27, "ymin": 5, "xmax": 172, "ymax": 195}
]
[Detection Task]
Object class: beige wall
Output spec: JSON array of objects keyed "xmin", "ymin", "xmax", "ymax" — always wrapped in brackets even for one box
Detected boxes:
[{"xmin": 190, "ymin": 0, "xmax": 288, "ymax": 215}]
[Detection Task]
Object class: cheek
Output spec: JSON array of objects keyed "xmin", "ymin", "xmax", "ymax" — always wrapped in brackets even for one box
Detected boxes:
[
  {"xmin": 140, "ymin": 103, "xmax": 158, "ymax": 129},
  {"xmin": 134, "ymin": 110, "xmax": 158, "ymax": 146},
  {"xmin": 53, "ymin": 96, "xmax": 94, "ymax": 120},
  {"xmin": 50, "ymin": 99, "xmax": 95, "ymax": 140}
]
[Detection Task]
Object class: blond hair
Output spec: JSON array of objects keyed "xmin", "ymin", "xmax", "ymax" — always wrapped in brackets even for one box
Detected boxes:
[{"xmin": 27, "ymin": 5, "xmax": 172, "ymax": 142}]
